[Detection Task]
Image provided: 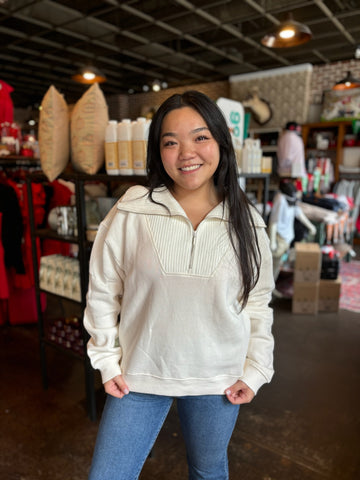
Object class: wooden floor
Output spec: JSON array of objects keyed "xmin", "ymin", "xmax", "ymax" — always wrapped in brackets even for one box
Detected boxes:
[{"xmin": 1, "ymin": 297, "xmax": 360, "ymax": 480}]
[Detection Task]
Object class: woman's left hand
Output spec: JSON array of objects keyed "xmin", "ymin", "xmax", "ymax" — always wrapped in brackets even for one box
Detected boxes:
[{"xmin": 225, "ymin": 380, "xmax": 255, "ymax": 405}]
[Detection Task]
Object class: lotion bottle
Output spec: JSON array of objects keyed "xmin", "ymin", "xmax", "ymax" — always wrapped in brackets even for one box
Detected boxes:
[
  {"xmin": 117, "ymin": 119, "xmax": 133, "ymax": 175},
  {"xmin": 105, "ymin": 120, "xmax": 119, "ymax": 175},
  {"xmin": 132, "ymin": 117, "xmax": 148, "ymax": 175}
]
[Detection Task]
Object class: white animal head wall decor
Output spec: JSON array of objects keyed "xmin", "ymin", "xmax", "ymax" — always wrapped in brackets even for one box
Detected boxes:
[{"xmin": 242, "ymin": 86, "xmax": 273, "ymax": 125}]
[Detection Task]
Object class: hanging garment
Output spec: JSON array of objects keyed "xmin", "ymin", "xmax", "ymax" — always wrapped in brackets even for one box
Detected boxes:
[
  {"xmin": 0, "ymin": 183, "xmax": 25, "ymax": 273},
  {"xmin": 334, "ymin": 180, "xmax": 360, "ymax": 236},
  {"xmin": 0, "ymin": 80, "xmax": 14, "ymax": 124},
  {"xmin": 7, "ymin": 180, "xmax": 46, "ymax": 290},
  {"xmin": 277, "ymin": 129, "xmax": 307, "ymax": 179}
]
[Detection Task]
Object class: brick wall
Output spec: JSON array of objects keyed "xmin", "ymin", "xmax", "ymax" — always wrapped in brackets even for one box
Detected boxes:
[
  {"xmin": 229, "ymin": 64, "xmax": 313, "ymax": 128},
  {"xmin": 311, "ymin": 59, "xmax": 360, "ymax": 105}
]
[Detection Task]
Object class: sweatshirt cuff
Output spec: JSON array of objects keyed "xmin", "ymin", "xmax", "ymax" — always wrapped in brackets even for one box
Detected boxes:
[
  {"xmin": 240, "ymin": 363, "xmax": 273, "ymax": 395},
  {"xmin": 99, "ymin": 363, "xmax": 122, "ymax": 385}
]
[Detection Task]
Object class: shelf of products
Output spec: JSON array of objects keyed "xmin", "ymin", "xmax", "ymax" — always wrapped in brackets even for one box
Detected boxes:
[
  {"xmin": 248, "ymin": 127, "xmax": 281, "ymax": 153},
  {"xmin": 248, "ymin": 127, "xmax": 282, "ymax": 199},
  {"xmin": 238, "ymin": 173, "xmax": 270, "ymax": 219},
  {"xmin": 301, "ymin": 120, "xmax": 356, "ymax": 182},
  {"xmin": 26, "ymin": 171, "xmax": 147, "ymax": 421}
]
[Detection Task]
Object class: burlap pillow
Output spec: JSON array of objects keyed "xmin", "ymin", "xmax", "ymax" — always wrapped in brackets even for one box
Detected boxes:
[
  {"xmin": 39, "ymin": 85, "xmax": 69, "ymax": 182},
  {"xmin": 70, "ymin": 83, "xmax": 109, "ymax": 174}
]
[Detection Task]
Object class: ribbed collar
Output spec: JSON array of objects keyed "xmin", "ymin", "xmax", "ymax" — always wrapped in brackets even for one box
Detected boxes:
[{"xmin": 117, "ymin": 185, "xmax": 229, "ymax": 221}]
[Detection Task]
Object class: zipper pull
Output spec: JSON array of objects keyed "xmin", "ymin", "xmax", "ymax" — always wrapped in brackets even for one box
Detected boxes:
[{"xmin": 189, "ymin": 230, "xmax": 197, "ymax": 271}]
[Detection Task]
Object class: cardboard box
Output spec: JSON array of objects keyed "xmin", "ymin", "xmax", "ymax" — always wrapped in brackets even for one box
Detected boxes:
[
  {"xmin": 294, "ymin": 242, "xmax": 321, "ymax": 283},
  {"xmin": 318, "ymin": 278, "xmax": 342, "ymax": 312},
  {"xmin": 292, "ymin": 281, "xmax": 319, "ymax": 314}
]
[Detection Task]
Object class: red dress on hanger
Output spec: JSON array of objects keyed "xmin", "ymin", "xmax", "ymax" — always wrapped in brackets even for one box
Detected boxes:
[
  {"xmin": 3, "ymin": 177, "xmax": 46, "ymax": 324},
  {"xmin": 0, "ymin": 80, "xmax": 14, "ymax": 124}
]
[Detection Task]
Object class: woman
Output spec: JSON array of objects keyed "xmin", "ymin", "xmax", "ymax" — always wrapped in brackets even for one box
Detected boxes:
[{"xmin": 84, "ymin": 90, "xmax": 274, "ymax": 480}]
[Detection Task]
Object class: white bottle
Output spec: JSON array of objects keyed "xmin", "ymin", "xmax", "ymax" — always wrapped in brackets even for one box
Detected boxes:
[
  {"xmin": 117, "ymin": 119, "xmax": 133, "ymax": 175},
  {"xmin": 233, "ymin": 137, "xmax": 242, "ymax": 173},
  {"xmin": 242, "ymin": 138, "xmax": 252, "ymax": 173},
  {"xmin": 247, "ymin": 140, "xmax": 254, "ymax": 173},
  {"xmin": 254, "ymin": 139, "xmax": 262, "ymax": 173},
  {"xmin": 105, "ymin": 120, "xmax": 119, "ymax": 175},
  {"xmin": 132, "ymin": 117, "xmax": 149, "ymax": 176},
  {"xmin": 249, "ymin": 139, "xmax": 259, "ymax": 173}
]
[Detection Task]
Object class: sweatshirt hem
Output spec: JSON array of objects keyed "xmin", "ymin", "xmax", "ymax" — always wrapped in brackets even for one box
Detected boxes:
[{"xmin": 123, "ymin": 373, "xmax": 242, "ymax": 396}]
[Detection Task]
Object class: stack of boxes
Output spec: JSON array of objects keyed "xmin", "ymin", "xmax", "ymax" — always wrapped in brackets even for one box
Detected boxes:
[
  {"xmin": 292, "ymin": 243, "xmax": 321, "ymax": 314},
  {"xmin": 292, "ymin": 243, "xmax": 342, "ymax": 314},
  {"xmin": 318, "ymin": 277, "xmax": 342, "ymax": 312},
  {"xmin": 319, "ymin": 246, "xmax": 342, "ymax": 313}
]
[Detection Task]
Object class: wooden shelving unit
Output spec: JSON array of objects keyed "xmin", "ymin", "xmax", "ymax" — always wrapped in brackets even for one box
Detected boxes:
[{"xmin": 301, "ymin": 121, "xmax": 354, "ymax": 182}]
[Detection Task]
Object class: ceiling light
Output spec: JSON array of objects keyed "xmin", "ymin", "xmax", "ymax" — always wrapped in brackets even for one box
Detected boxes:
[
  {"xmin": 332, "ymin": 71, "xmax": 360, "ymax": 90},
  {"xmin": 72, "ymin": 66, "xmax": 106, "ymax": 84},
  {"xmin": 152, "ymin": 80, "xmax": 161, "ymax": 92},
  {"xmin": 279, "ymin": 27, "xmax": 295, "ymax": 40},
  {"xmin": 261, "ymin": 14, "xmax": 312, "ymax": 48},
  {"xmin": 355, "ymin": 45, "xmax": 360, "ymax": 59}
]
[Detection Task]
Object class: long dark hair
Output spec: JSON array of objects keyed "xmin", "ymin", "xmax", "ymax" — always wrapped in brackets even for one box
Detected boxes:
[{"xmin": 146, "ymin": 90, "xmax": 260, "ymax": 308}]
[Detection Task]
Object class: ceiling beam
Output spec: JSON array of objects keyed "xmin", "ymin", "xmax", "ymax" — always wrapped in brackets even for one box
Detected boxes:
[
  {"xmin": 174, "ymin": 0, "xmax": 290, "ymax": 66},
  {"xmin": 313, "ymin": 0, "xmax": 356, "ymax": 44},
  {"xmin": 0, "ymin": 2, "xmax": 211, "ymax": 84}
]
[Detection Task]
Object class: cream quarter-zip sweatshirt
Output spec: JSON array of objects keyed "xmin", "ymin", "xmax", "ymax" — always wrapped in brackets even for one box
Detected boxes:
[{"xmin": 84, "ymin": 185, "xmax": 274, "ymax": 396}]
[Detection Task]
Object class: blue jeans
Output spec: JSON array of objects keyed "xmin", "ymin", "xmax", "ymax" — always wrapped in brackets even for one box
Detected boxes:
[{"xmin": 88, "ymin": 392, "xmax": 240, "ymax": 480}]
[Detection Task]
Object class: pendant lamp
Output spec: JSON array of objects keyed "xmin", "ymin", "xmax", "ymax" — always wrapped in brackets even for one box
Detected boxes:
[
  {"xmin": 72, "ymin": 65, "xmax": 106, "ymax": 84},
  {"xmin": 332, "ymin": 71, "xmax": 360, "ymax": 90},
  {"xmin": 261, "ymin": 14, "xmax": 312, "ymax": 48}
]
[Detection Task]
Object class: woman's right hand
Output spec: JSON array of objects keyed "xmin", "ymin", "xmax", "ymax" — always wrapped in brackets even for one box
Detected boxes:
[{"xmin": 104, "ymin": 375, "xmax": 130, "ymax": 399}]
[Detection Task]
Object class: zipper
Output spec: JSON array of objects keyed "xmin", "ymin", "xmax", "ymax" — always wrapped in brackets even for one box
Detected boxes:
[{"xmin": 188, "ymin": 230, "xmax": 197, "ymax": 271}]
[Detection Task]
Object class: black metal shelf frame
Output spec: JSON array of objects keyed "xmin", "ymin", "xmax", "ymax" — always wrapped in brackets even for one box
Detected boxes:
[
  {"xmin": 26, "ymin": 172, "xmax": 97, "ymax": 420},
  {"xmin": 26, "ymin": 171, "xmax": 148, "ymax": 420},
  {"xmin": 34, "ymin": 229, "xmax": 79, "ymax": 244},
  {"xmin": 38, "ymin": 289, "xmax": 82, "ymax": 306}
]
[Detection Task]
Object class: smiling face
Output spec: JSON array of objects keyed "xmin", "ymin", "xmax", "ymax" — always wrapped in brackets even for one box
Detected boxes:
[{"xmin": 160, "ymin": 106, "xmax": 220, "ymax": 199}]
